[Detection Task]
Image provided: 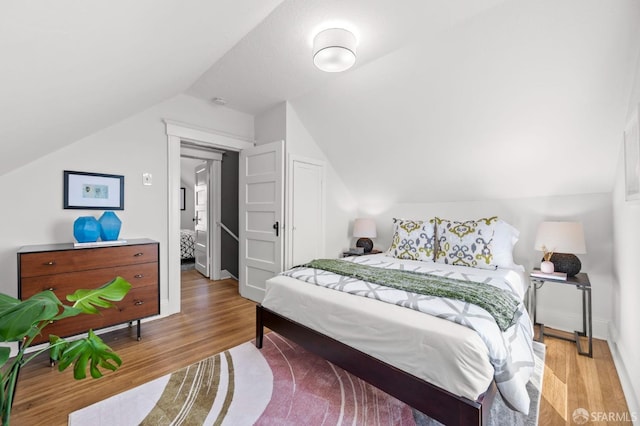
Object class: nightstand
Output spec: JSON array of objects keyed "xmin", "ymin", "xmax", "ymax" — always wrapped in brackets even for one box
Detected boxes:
[{"xmin": 530, "ymin": 271, "xmax": 592, "ymax": 357}]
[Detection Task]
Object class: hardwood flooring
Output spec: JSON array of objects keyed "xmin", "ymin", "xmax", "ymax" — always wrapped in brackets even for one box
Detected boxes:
[
  {"xmin": 536, "ymin": 328, "xmax": 632, "ymax": 425},
  {"xmin": 11, "ymin": 270, "xmax": 256, "ymax": 426},
  {"xmin": 10, "ymin": 270, "xmax": 632, "ymax": 425}
]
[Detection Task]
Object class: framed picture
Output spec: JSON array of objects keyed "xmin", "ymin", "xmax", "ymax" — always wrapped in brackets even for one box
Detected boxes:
[
  {"xmin": 180, "ymin": 187, "xmax": 186, "ymax": 211},
  {"xmin": 64, "ymin": 170, "xmax": 124, "ymax": 210},
  {"xmin": 624, "ymin": 106, "xmax": 640, "ymax": 202}
]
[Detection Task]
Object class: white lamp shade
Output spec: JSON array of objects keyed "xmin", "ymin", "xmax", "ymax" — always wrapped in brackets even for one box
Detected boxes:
[
  {"xmin": 313, "ymin": 28, "xmax": 356, "ymax": 72},
  {"xmin": 534, "ymin": 221, "xmax": 586, "ymax": 254},
  {"xmin": 353, "ymin": 218, "xmax": 377, "ymax": 238}
]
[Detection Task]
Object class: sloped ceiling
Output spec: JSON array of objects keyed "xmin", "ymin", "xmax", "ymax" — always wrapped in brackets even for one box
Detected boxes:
[
  {"xmin": 188, "ymin": 0, "xmax": 640, "ymax": 205},
  {"xmin": 0, "ymin": 0, "xmax": 282, "ymax": 176},
  {"xmin": 2, "ymin": 0, "xmax": 640, "ymax": 206}
]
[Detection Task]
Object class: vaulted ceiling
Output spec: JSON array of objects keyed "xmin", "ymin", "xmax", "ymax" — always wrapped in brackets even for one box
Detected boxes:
[{"xmin": 2, "ymin": 0, "xmax": 640, "ymax": 205}]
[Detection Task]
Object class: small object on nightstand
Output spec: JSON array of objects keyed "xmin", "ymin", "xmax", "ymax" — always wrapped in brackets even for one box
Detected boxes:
[
  {"xmin": 540, "ymin": 259, "xmax": 555, "ymax": 273},
  {"xmin": 530, "ymin": 270, "xmax": 567, "ymax": 281}
]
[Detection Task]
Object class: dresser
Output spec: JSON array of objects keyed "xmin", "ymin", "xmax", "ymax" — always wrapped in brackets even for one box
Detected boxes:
[{"xmin": 17, "ymin": 239, "xmax": 159, "ymax": 344}]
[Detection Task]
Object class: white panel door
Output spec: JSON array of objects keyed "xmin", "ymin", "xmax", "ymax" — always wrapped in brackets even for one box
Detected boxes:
[
  {"xmin": 194, "ymin": 163, "xmax": 210, "ymax": 277},
  {"xmin": 286, "ymin": 155, "xmax": 325, "ymax": 269},
  {"xmin": 239, "ymin": 140, "xmax": 284, "ymax": 302}
]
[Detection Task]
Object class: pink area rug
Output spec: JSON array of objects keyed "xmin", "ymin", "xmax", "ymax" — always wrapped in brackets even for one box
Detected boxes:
[
  {"xmin": 69, "ymin": 333, "xmax": 543, "ymax": 425},
  {"xmin": 256, "ymin": 333, "xmax": 416, "ymax": 425}
]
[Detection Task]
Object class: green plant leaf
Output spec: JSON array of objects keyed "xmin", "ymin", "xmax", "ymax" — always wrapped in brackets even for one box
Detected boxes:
[
  {"xmin": 0, "ymin": 346, "xmax": 10, "ymax": 368},
  {"xmin": 0, "ymin": 291, "xmax": 65, "ymax": 342},
  {"xmin": 53, "ymin": 330, "xmax": 122, "ymax": 379},
  {"xmin": 66, "ymin": 277, "xmax": 132, "ymax": 314}
]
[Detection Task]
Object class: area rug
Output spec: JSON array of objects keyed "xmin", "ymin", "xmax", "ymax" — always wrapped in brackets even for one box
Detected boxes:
[{"xmin": 68, "ymin": 333, "xmax": 544, "ymax": 425}]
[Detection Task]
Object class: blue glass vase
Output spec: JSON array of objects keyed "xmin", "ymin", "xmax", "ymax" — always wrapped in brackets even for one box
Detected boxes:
[
  {"xmin": 74, "ymin": 216, "xmax": 101, "ymax": 243},
  {"xmin": 99, "ymin": 211, "xmax": 122, "ymax": 241}
]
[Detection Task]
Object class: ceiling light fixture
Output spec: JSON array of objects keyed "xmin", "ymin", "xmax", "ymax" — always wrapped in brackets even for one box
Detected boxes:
[{"xmin": 313, "ymin": 28, "xmax": 357, "ymax": 73}]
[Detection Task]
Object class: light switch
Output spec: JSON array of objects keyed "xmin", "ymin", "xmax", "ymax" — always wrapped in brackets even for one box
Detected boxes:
[{"xmin": 143, "ymin": 173, "xmax": 152, "ymax": 186}]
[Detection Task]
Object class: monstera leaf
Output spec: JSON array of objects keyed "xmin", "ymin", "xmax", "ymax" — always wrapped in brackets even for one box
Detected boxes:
[
  {"xmin": 50, "ymin": 330, "xmax": 122, "ymax": 379},
  {"xmin": 66, "ymin": 276, "xmax": 132, "ymax": 314},
  {"xmin": 0, "ymin": 276, "xmax": 131, "ymax": 425},
  {"xmin": 0, "ymin": 291, "xmax": 78, "ymax": 342}
]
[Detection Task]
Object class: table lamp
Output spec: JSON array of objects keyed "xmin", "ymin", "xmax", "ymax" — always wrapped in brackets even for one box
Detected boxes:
[
  {"xmin": 534, "ymin": 221, "xmax": 586, "ymax": 276},
  {"xmin": 353, "ymin": 218, "xmax": 377, "ymax": 253}
]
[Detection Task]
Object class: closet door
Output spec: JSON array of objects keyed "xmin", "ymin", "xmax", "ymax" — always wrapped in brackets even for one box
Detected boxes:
[{"xmin": 286, "ymin": 155, "xmax": 325, "ymax": 269}]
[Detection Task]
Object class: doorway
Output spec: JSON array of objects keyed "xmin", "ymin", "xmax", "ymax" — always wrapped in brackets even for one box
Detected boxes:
[
  {"xmin": 165, "ymin": 120, "xmax": 254, "ymax": 316},
  {"xmin": 180, "ymin": 147, "xmax": 240, "ymax": 281}
]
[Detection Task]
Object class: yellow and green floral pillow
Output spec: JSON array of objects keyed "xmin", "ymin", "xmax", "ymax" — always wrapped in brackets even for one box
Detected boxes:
[
  {"xmin": 387, "ymin": 218, "xmax": 436, "ymax": 262},
  {"xmin": 435, "ymin": 216, "xmax": 498, "ymax": 270}
]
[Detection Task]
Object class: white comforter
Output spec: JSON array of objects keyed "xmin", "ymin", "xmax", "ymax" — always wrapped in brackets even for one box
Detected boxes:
[{"xmin": 262, "ymin": 254, "xmax": 534, "ymax": 414}]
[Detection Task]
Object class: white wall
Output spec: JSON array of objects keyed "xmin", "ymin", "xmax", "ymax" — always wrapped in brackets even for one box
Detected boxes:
[
  {"xmin": 358, "ymin": 192, "xmax": 614, "ymax": 339},
  {"xmin": 254, "ymin": 102, "xmax": 357, "ymax": 258},
  {"xmin": 610, "ymin": 49, "xmax": 640, "ymax": 414},
  {"xmin": 0, "ymin": 94, "xmax": 253, "ymax": 313},
  {"xmin": 285, "ymin": 103, "xmax": 357, "ymax": 258},
  {"xmin": 254, "ymin": 102, "xmax": 286, "ymax": 144}
]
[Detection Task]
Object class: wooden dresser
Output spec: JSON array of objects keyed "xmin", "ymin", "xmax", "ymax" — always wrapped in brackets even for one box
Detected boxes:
[{"xmin": 17, "ymin": 238, "xmax": 159, "ymax": 344}]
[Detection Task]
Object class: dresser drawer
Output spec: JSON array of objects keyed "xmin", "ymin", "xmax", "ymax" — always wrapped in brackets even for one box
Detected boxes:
[
  {"xmin": 32, "ymin": 285, "xmax": 159, "ymax": 345},
  {"xmin": 19, "ymin": 262, "xmax": 158, "ymax": 299},
  {"xmin": 19, "ymin": 243, "xmax": 158, "ymax": 278}
]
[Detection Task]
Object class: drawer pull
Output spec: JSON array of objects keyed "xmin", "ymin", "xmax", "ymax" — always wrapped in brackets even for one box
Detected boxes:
[
  {"xmin": 134, "ymin": 252, "xmax": 144, "ymax": 257},
  {"xmin": 43, "ymin": 261, "xmax": 56, "ymax": 266},
  {"xmin": 134, "ymin": 300, "xmax": 144, "ymax": 306},
  {"xmin": 134, "ymin": 274, "xmax": 144, "ymax": 279}
]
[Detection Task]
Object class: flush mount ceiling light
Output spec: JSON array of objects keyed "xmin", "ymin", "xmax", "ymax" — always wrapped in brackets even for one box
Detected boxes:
[{"xmin": 313, "ymin": 28, "xmax": 357, "ymax": 72}]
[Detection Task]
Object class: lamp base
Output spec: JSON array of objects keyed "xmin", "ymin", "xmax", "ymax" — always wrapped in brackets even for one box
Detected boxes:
[
  {"xmin": 356, "ymin": 238, "xmax": 373, "ymax": 253},
  {"xmin": 549, "ymin": 253, "xmax": 582, "ymax": 277}
]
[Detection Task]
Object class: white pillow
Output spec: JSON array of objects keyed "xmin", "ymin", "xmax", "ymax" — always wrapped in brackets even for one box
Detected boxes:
[{"xmin": 492, "ymin": 219, "xmax": 522, "ymax": 270}]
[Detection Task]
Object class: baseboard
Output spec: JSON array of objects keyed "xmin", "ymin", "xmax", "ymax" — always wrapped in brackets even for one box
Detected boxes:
[
  {"xmin": 220, "ymin": 269, "xmax": 238, "ymax": 280},
  {"xmin": 22, "ymin": 311, "xmax": 173, "ymax": 356},
  {"xmin": 607, "ymin": 323, "xmax": 640, "ymax": 424}
]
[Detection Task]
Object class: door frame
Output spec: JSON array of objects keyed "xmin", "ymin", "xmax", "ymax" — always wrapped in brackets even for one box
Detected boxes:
[{"xmin": 165, "ymin": 119, "xmax": 253, "ymax": 316}]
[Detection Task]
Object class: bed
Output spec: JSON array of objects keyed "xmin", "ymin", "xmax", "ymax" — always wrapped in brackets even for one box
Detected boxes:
[
  {"xmin": 180, "ymin": 229, "xmax": 195, "ymax": 260},
  {"xmin": 255, "ymin": 217, "xmax": 535, "ymax": 426}
]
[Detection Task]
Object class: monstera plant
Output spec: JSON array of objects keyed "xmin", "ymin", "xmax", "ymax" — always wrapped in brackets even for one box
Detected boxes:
[{"xmin": 0, "ymin": 277, "xmax": 131, "ymax": 425}]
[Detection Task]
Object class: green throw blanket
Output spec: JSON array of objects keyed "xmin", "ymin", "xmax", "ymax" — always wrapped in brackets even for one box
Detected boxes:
[{"xmin": 301, "ymin": 259, "xmax": 520, "ymax": 331}]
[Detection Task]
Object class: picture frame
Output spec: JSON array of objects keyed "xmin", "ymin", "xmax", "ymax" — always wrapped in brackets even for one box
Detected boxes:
[
  {"xmin": 63, "ymin": 170, "xmax": 124, "ymax": 210},
  {"xmin": 624, "ymin": 106, "xmax": 640, "ymax": 202},
  {"xmin": 180, "ymin": 187, "xmax": 186, "ymax": 211}
]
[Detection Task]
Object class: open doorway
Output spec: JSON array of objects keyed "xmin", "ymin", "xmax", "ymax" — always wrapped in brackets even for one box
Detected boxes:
[
  {"xmin": 165, "ymin": 120, "xmax": 254, "ymax": 316},
  {"xmin": 179, "ymin": 145, "xmax": 240, "ymax": 281}
]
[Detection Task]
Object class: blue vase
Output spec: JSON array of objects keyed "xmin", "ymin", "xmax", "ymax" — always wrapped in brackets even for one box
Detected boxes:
[
  {"xmin": 99, "ymin": 211, "xmax": 122, "ymax": 241},
  {"xmin": 74, "ymin": 216, "xmax": 101, "ymax": 243}
]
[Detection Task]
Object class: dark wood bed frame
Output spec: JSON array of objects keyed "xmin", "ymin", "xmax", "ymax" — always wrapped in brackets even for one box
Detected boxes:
[{"xmin": 256, "ymin": 305, "xmax": 497, "ymax": 426}]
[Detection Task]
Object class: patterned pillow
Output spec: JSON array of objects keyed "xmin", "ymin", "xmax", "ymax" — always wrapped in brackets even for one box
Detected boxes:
[
  {"xmin": 387, "ymin": 218, "xmax": 436, "ymax": 262},
  {"xmin": 435, "ymin": 216, "xmax": 498, "ymax": 270}
]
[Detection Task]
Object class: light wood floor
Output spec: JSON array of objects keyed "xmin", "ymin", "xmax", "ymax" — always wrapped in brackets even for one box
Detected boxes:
[{"xmin": 11, "ymin": 270, "xmax": 631, "ymax": 425}]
